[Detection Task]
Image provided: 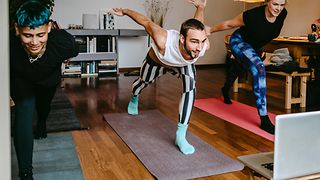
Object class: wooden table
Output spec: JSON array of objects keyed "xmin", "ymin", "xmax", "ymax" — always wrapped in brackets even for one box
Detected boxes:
[{"xmin": 263, "ymin": 37, "xmax": 320, "ymax": 61}]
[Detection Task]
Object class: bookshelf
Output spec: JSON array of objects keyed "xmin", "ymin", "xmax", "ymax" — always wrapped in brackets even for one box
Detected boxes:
[
  {"xmin": 64, "ymin": 29, "xmax": 118, "ymax": 77},
  {"xmin": 64, "ymin": 29, "xmax": 147, "ymax": 78}
]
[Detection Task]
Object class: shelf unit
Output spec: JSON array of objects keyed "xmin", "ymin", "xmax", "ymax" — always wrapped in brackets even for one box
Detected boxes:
[
  {"xmin": 64, "ymin": 29, "xmax": 118, "ymax": 77},
  {"xmin": 63, "ymin": 29, "xmax": 147, "ymax": 78}
]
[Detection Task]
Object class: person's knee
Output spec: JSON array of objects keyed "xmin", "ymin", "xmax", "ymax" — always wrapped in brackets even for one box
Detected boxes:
[
  {"xmin": 183, "ymin": 73, "xmax": 196, "ymax": 85},
  {"xmin": 257, "ymin": 63, "xmax": 266, "ymax": 74},
  {"xmin": 16, "ymin": 97, "xmax": 35, "ymax": 111},
  {"xmin": 251, "ymin": 63, "xmax": 265, "ymax": 77},
  {"xmin": 183, "ymin": 82, "xmax": 196, "ymax": 93}
]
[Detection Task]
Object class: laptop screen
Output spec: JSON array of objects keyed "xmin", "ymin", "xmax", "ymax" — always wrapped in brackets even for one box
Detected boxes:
[{"xmin": 274, "ymin": 111, "xmax": 320, "ymax": 180}]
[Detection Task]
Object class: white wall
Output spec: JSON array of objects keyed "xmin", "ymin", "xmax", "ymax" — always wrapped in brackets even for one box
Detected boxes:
[
  {"xmin": 50, "ymin": 0, "xmax": 320, "ymax": 66},
  {"xmin": 0, "ymin": 0, "xmax": 11, "ymax": 179},
  {"xmin": 281, "ymin": 0, "xmax": 320, "ymax": 36},
  {"xmin": 199, "ymin": 0, "xmax": 243, "ymax": 64},
  {"xmin": 118, "ymin": 37, "xmax": 148, "ymax": 68}
]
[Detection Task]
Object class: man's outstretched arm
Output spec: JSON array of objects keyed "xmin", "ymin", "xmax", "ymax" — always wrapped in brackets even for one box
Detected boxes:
[
  {"xmin": 113, "ymin": 8, "xmax": 166, "ymax": 51},
  {"xmin": 189, "ymin": 0, "xmax": 206, "ymax": 23}
]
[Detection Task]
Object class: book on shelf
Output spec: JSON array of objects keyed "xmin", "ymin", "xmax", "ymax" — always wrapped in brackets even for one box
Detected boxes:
[
  {"xmin": 98, "ymin": 60, "xmax": 117, "ymax": 74},
  {"xmin": 99, "ymin": 60, "xmax": 117, "ymax": 66},
  {"xmin": 64, "ymin": 64, "xmax": 81, "ymax": 72},
  {"xmin": 75, "ymin": 36, "xmax": 115, "ymax": 53},
  {"xmin": 80, "ymin": 61, "xmax": 98, "ymax": 75},
  {"xmin": 62, "ymin": 62, "xmax": 81, "ymax": 76},
  {"xmin": 87, "ymin": 36, "xmax": 96, "ymax": 53}
]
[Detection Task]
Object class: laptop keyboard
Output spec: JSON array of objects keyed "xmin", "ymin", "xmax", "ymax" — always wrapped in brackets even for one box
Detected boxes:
[{"xmin": 262, "ymin": 163, "xmax": 274, "ymax": 171}]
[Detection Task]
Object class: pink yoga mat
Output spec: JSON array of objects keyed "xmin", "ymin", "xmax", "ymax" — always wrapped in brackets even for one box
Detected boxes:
[{"xmin": 194, "ymin": 97, "xmax": 276, "ymax": 141}]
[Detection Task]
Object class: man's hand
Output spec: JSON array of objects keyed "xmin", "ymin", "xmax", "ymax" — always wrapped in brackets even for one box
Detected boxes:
[
  {"xmin": 112, "ymin": 8, "xmax": 125, "ymax": 16},
  {"xmin": 189, "ymin": 0, "xmax": 206, "ymax": 8}
]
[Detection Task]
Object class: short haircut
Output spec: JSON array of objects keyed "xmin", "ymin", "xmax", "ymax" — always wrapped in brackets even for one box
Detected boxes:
[
  {"xmin": 180, "ymin": 18, "xmax": 205, "ymax": 38},
  {"xmin": 15, "ymin": 1, "xmax": 51, "ymax": 29}
]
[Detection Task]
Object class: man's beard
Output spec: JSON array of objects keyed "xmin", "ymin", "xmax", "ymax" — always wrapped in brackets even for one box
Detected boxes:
[
  {"xmin": 184, "ymin": 40, "xmax": 195, "ymax": 59},
  {"xmin": 184, "ymin": 39, "xmax": 199, "ymax": 59}
]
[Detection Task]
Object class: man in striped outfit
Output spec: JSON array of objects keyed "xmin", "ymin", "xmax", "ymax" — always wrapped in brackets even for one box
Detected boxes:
[{"xmin": 112, "ymin": 0, "xmax": 209, "ymax": 155}]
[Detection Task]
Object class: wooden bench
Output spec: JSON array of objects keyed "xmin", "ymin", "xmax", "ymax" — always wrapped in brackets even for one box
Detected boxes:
[{"xmin": 233, "ymin": 71, "xmax": 310, "ymax": 109}]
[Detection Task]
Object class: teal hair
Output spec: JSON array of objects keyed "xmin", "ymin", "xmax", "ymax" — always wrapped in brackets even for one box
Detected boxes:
[{"xmin": 15, "ymin": 1, "xmax": 51, "ymax": 29}]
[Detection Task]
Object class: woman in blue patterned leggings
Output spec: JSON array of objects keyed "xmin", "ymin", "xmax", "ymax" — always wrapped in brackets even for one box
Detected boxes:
[
  {"xmin": 209, "ymin": 0, "xmax": 287, "ymax": 134},
  {"xmin": 229, "ymin": 30, "xmax": 267, "ymax": 116}
]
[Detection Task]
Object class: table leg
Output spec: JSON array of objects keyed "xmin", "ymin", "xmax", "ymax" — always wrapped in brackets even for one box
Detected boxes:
[
  {"xmin": 300, "ymin": 76, "xmax": 307, "ymax": 107},
  {"xmin": 285, "ymin": 75, "xmax": 293, "ymax": 109}
]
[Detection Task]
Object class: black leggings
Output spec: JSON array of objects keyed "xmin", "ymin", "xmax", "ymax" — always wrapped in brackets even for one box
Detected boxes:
[{"xmin": 13, "ymin": 85, "xmax": 57, "ymax": 176}]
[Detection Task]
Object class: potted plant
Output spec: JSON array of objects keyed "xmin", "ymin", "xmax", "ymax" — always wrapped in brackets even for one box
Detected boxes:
[{"xmin": 143, "ymin": 0, "xmax": 171, "ymax": 27}]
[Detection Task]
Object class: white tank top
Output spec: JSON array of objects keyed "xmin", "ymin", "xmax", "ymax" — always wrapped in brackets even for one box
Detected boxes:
[{"xmin": 151, "ymin": 30, "xmax": 207, "ymax": 67}]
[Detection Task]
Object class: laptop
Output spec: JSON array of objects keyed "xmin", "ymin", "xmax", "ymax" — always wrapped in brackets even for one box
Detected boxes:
[{"xmin": 238, "ymin": 111, "xmax": 320, "ymax": 180}]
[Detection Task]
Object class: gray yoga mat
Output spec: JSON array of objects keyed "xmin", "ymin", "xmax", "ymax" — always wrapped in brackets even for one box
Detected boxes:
[
  {"xmin": 11, "ymin": 133, "xmax": 84, "ymax": 180},
  {"xmin": 104, "ymin": 110, "xmax": 244, "ymax": 180},
  {"xmin": 46, "ymin": 88, "xmax": 83, "ymax": 132}
]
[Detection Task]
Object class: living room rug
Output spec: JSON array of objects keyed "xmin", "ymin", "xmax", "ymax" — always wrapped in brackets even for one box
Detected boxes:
[
  {"xmin": 194, "ymin": 97, "xmax": 276, "ymax": 141},
  {"xmin": 103, "ymin": 110, "xmax": 244, "ymax": 180},
  {"xmin": 46, "ymin": 88, "xmax": 84, "ymax": 132},
  {"xmin": 11, "ymin": 133, "xmax": 84, "ymax": 180}
]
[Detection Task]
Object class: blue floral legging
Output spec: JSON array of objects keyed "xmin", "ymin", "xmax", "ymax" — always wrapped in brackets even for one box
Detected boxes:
[{"xmin": 227, "ymin": 30, "xmax": 267, "ymax": 116}]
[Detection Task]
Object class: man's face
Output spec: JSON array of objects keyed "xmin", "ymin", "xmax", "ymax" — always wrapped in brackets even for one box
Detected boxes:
[
  {"xmin": 267, "ymin": 0, "xmax": 286, "ymax": 17},
  {"xmin": 180, "ymin": 29, "xmax": 207, "ymax": 59},
  {"xmin": 15, "ymin": 23, "xmax": 51, "ymax": 56}
]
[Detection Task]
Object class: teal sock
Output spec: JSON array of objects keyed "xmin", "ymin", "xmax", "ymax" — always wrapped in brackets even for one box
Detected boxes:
[
  {"xmin": 175, "ymin": 123, "xmax": 195, "ymax": 155},
  {"xmin": 127, "ymin": 95, "xmax": 138, "ymax": 115}
]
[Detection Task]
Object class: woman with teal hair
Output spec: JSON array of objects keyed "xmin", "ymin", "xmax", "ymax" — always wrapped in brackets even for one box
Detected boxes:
[{"xmin": 11, "ymin": 1, "xmax": 78, "ymax": 179}]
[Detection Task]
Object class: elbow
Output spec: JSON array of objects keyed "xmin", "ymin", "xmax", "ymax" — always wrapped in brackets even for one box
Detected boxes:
[
  {"xmin": 226, "ymin": 24, "xmax": 236, "ymax": 29},
  {"xmin": 146, "ymin": 19, "xmax": 154, "ymax": 28}
]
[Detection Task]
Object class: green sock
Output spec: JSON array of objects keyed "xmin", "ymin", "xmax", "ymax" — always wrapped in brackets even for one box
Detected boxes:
[
  {"xmin": 127, "ymin": 95, "xmax": 138, "ymax": 115},
  {"xmin": 175, "ymin": 123, "xmax": 195, "ymax": 155}
]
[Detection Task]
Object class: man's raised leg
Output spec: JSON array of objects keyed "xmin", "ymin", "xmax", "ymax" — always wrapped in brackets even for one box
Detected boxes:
[{"xmin": 127, "ymin": 55, "xmax": 165, "ymax": 115}]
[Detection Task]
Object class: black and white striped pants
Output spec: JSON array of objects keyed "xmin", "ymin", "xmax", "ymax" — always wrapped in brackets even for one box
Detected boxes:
[{"xmin": 132, "ymin": 54, "xmax": 196, "ymax": 125}]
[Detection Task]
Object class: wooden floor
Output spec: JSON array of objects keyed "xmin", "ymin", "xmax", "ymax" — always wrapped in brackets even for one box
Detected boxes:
[{"xmin": 61, "ymin": 66, "xmax": 317, "ymax": 180}]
